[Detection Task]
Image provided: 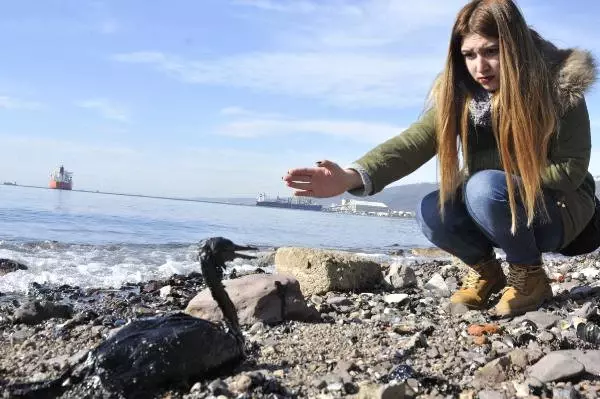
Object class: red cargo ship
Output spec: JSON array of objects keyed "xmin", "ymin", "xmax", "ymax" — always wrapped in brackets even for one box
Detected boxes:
[{"xmin": 49, "ymin": 165, "xmax": 73, "ymax": 190}]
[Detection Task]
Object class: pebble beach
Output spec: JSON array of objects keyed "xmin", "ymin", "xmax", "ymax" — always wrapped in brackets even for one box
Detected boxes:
[{"xmin": 1, "ymin": 247, "xmax": 600, "ymax": 399}]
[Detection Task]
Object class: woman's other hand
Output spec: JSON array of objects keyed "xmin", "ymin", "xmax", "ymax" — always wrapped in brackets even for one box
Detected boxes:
[{"xmin": 283, "ymin": 160, "xmax": 363, "ymax": 198}]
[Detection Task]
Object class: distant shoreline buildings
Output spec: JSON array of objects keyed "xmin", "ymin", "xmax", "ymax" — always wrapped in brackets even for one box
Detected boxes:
[
  {"xmin": 324, "ymin": 198, "xmax": 415, "ymax": 218},
  {"xmin": 255, "ymin": 193, "xmax": 415, "ymax": 218}
]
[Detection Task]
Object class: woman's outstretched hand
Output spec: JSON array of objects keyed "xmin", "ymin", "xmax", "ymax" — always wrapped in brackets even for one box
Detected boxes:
[{"xmin": 283, "ymin": 160, "xmax": 363, "ymax": 198}]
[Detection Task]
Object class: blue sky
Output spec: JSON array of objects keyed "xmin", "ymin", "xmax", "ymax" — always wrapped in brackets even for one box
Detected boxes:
[{"xmin": 1, "ymin": 0, "xmax": 599, "ymax": 198}]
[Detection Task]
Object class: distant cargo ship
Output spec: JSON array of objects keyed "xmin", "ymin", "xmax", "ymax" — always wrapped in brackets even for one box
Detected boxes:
[
  {"xmin": 49, "ymin": 165, "xmax": 73, "ymax": 190},
  {"xmin": 256, "ymin": 193, "xmax": 322, "ymax": 211}
]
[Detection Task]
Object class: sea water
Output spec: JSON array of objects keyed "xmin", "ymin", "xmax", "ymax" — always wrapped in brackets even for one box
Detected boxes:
[{"xmin": 0, "ymin": 185, "xmax": 433, "ymax": 293}]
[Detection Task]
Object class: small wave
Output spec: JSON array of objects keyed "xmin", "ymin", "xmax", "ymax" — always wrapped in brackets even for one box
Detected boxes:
[{"xmin": 0, "ymin": 241, "xmax": 276, "ymax": 294}]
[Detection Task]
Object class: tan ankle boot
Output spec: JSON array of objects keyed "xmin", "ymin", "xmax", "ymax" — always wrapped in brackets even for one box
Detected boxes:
[
  {"xmin": 493, "ymin": 263, "xmax": 553, "ymax": 317},
  {"xmin": 450, "ymin": 258, "xmax": 506, "ymax": 309}
]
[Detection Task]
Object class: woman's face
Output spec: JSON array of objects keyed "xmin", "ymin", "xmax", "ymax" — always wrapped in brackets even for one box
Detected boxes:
[{"xmin": 461, "ymin": 33, "xmax": 500, "ymax": 92}]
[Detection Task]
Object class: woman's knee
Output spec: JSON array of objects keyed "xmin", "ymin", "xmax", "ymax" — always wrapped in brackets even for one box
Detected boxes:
[
  {"xmin": 416, "ymin": 190, "xmax": 443, "ymax": 232},
  {"xmin": 464, "ymin": 170, "xmax": 509, "ymax": 212}
]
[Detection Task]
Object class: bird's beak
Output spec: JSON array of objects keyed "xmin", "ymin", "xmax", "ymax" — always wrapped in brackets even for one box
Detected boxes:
[{"xmin": 233, "ymin": 243, "xmax": 257, "ymax": 259}]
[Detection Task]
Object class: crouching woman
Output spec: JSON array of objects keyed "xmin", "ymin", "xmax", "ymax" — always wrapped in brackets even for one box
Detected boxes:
[{"xmin": 284, "ymin": 0, "xmax": 598, "ymax": 317}]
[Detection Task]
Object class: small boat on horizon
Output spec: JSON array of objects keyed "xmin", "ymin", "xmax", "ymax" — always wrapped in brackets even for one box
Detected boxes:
[
  {"xmin": 2, "ymin": 181, "xmax": 17, "ymax": 186},
  {"xmin": 49, "ymin": 165, "xmax": 73, "ymax": 190}
]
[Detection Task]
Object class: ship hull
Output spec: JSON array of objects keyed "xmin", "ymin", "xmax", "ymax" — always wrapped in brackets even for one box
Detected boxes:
[
  {"xmin": 49, "ymin": 180, "xmax": 72, "ymax": 190},
  {"xmin": 256, "ymin": 201, "xmax": 322, "ymax": 211}
]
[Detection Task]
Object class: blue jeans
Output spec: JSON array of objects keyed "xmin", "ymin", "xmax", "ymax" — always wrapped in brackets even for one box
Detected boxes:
[{"xmin": 416, "ymin": 170, "xmax": 563, "ymax": 265}]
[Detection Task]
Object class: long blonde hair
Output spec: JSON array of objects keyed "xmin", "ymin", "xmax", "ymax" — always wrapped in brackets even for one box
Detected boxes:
[{"xmin": 436, "ymin": 0, "xmax": 557, "ymax": 233}]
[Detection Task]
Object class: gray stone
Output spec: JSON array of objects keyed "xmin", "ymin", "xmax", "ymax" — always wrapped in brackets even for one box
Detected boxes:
[
  {"xmin": 189, "ymin": 382, "xmax": 202, "ymax": 393},
  {"xmin": 384, "ymin": 263, "xmax": 418, "ymax": 290},
  {"xmin": 248, "ymin": 322, "xmax": 266, "ymax": 334},
  {"xmin": 424, "ymin": 273, "xmax": 451, "ymax": 297},
  {"xmin": 528, "ymin": 351, "xmax": 585, "ymax": 382},
  {"xmin": 383, "ymin": 294, "xmax": 409, "ymax": 305},
  {"xmin": 229, "ymin": 374, "xmax": 253, "ymax": 393},
  {"xmin": 515, "ymin": 311, "xmax": 561, "ymax": 330},
  {"xmin": 0, "ymin": 258, "xmax": 28, "ymax": 276},
  {"xmin": 573, "ymin": 350, "xmax": 600, "ymax": 376},
  {"xmin": 574, "ymin": 302, "xmax": 597, "ymax": 318},
  {"xmin": 275, "ymin": 247, "xmax": 382, "ymax": 295},
  {"xmin": 450, "ymin": 302, "xmax": 470, "ymax": 316},
  {"xmin": 445, "ymin": 276, "xmax": 458, "ymax": 292},
  {"xmin": 357, "ymin": 382, "xmax": 416, "ymax": 399},
  {"xmin": 552, "ymin": 387, "xmax": 578, "ymax": 399},
  {"xmin": 159, "ymin": 285, "xmax": 172, "ymax": 298},
  {"xmin": 507, "ymin": 349, "xmax": 529, "ymax": 370},
  {"xmin": 327, "ymin": 382, "xmax": 344, "ymax": 392},
  {"xmin": 537, "ymin": 331, "xmax": 555, "ymax": 342},
  {"xmin": 491, "ymin": 340, "xmax": 511, "ymax": 354},
  {"xmin": 327, "ymin": 296, "xmax": 352, "ymax": 306},
  {"xmin": 310, "ymin": 295, "xmax": 324, "ymax": 305},
  {"xmin": 14, "ymin": 301, "xmax": 73, "ymax": 325},
  {"xmin": 512, "ymin": 382, "xmax": 530, "ymax": 397},
  {"xmin": 579, "ymin": 267, "xmax": 600, "ymax": 279},
  {"xmin": 185, "ymin": 273, "xmax": 319, "ymax": 325},
  {"xmin": 473, "ymin": 357, "xmax": 510, "ymax": 388}
]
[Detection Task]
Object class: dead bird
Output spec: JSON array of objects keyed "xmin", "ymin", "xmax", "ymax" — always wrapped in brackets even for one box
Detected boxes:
[{"xmin": 6, "ymin": 237, "xmax": 256, "ymax": 398}]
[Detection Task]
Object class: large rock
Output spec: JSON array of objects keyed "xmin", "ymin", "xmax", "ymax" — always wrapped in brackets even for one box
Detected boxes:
[
  {"xmin": 184, "ymin": 273, "xmax": 319, "ymax": 325},
  {"xmin": 274, "ymin": 247, "xmax": 383, "ymax": 296},
  {"xmin": 527, "ymin": 351, "xmax": 585, "ymax": 382}
]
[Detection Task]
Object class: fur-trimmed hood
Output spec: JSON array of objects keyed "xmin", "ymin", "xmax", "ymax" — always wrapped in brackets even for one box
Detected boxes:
[{"xmin": 534, "ymin": 32, "xmax": 598, "ymax": 114}]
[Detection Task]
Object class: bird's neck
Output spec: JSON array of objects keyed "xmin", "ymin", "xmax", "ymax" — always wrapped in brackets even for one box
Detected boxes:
[{"xmin": 201, "ymin": 254, "xmax": 241, "ymax": 332}]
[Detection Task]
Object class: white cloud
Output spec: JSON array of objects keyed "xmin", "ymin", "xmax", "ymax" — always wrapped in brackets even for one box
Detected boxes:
[
  {"xmin": 113, "ymin": 51, "xmax": 440, "ymax": 108},
  {"xmin": 217, "ymin": 107, "xmax": 403, "ymax": 144},
  {"xmin": 0, "ymin": 96, "xmax": 43, "ymax": 110},
  {"xmin": 113, "ymin": 1, "xmax": 470, "ymax": 109},
  {"xmin": 77, "ymin": 98, "xmax": 130, "ymax": 122}
]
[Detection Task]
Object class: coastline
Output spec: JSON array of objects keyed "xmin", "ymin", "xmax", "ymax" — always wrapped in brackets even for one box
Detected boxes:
[{"xmin": 1, "ymin": 248, "xmax": 599, "ymax": 398}]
